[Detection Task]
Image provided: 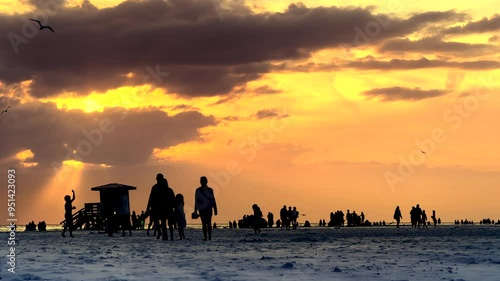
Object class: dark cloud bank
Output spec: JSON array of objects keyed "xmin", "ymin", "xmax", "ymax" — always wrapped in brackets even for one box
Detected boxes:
[{"xmin": 1, "ymin": 0, "xmax": 496, "ymax": 98}]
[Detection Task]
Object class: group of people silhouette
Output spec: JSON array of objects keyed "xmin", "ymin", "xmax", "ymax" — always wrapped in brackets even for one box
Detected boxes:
[
  {"xmin": 25, "ymin": 221, "xmax": 46, "ymax": 231},
  {"xmin": 394, "ymin": 205, "xmax": 440, "ymax": 228},
  {"xmin": 145, "ymin": 174, "xmax": 217, "ymax": 241}
]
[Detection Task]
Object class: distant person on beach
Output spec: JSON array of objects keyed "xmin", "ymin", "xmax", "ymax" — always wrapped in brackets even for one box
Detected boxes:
[
  {"xmin": 267, "ymin": 212, "xmax": 274, "ymax": 228},
  {"xmin": 62, "ymin": 190, "xmax": 76, "ymax": 237},
  {"xmin": 431, "ymin": 210, "xmax": 438, "ymax": 227},
  {"xmin": 193, "ymin": 176, "xmax": 218, "ymax": 240},
  {"xmin": 252, "ymin": 204, "xmax": 263, "ymax": 234},
  {"xmin": 394, "ymin": 206, "xmax": 402, "ymax": 228},
  {"xmin": 421, "ymin": 210, "xmax": 428, "ymax": 228},
  {"xmin": 415, "ymin": 204, "xmax": 423, "ymax": 228},
  {"xmin": 280, "ymin": 205, "xmax": 288, "ymax": 229},
  {"xmin": 175, "ymin": 194, "xmax": 186, "ymax": 240},
  {"xmin": 410, "ymin": 206, "xmax": 417, "ymax": 228}
]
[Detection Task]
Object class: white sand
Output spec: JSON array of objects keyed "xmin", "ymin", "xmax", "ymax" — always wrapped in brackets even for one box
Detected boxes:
[{"xmin": 2, "ymin": 225, "xmax": 499, "ymax": 281}]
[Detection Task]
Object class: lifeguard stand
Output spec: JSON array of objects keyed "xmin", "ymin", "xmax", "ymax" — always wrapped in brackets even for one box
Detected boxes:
[{"xmin": 91, "ymin": 183, "xmax": 136, "ymax": 235}]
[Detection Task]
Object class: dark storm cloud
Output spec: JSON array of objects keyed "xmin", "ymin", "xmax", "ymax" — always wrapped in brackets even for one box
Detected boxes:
[
  {"xmin": 344, "ymin": 58, "xmax": 500, "ymax": 70},
  {"xmin": 379, "ymin": 37, "xmax": 498, "ymax": 56},
  {"xmin": 0, "ymin": 100, "xmax": 216, "ymax": 167},
  {"xmin": 0, "ymin": 0, "xmax": 471, "ymax": 98},
  {"xmin": 362, "ymin": 87, "xmax": 448, "ymax": 101},
  {"xmin": 443, "ymin": 14, "xmax": 500, "ymax": 35}
]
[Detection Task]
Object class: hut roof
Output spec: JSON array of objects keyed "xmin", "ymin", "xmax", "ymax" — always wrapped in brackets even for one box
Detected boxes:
[{"xmin": 91, "ymin": 183, "xmax": 137, "ymax": 191}]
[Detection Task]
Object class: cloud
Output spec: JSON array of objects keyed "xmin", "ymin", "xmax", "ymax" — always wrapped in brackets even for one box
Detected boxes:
[
  {"xmin": 362, "ymin": 87, "xmax": 448, "ymax": 101},
  {"xmin": 489, "ymin": 35, "xmax": 499, "ymax": 43},
  {"xmin": 253, "ymin": 85, "xmax": 282, "ymax": 95},
  {"xmin": 0, "ymin": 1, "xmax": 469, "ymax": 98},
  {"xmin": 443, "ymin": 14, "xmax": 500, "ymax": 35},
  {"xmin": 253, "ymin": 109, "xmax": 289, "ymax": 119},
  {"xmin": 344, "ymin": 57, "xmax": 500, "ymax": 70},
  {"xmin": 0, "ymin": 100, "xmax": 216, "ymax": 167},
  {"xmin": 379, "ymin": 37, "xmax": 498, "ymax": 56}
]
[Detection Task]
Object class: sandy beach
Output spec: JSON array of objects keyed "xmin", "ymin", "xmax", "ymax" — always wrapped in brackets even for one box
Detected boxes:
[{"xmin": 2, "ymin": 225, "xmax": 499, "ymax": 281}]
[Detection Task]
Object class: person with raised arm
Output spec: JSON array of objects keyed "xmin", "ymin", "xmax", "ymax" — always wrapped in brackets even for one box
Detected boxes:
[{"xmin": 62, "ymin": 190, "xmax": 76, "ymax": 237}]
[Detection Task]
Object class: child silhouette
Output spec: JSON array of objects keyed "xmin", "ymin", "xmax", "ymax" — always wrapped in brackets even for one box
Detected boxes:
[
  {"xmin": 175, "ymin": 194, "xmax": 186, "ymax": 240},
  {"xmin": 62, "ymin": 190, "xmax": 76, "ymax": 237}
]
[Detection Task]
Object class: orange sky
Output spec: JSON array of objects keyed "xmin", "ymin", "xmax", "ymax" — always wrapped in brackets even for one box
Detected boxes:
[{"xmin": 1, "ymin": 0, "xmax": 499, "ymax": 225}]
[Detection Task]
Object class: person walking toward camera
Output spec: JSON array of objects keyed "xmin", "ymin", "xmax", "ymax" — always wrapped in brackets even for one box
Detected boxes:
[{"xmin": 193, "ymin": 176, "xmax": 218, "ymax": 240}]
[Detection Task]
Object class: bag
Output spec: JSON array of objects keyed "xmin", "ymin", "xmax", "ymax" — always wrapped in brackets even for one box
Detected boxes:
[{"xmin": 191, "ymin": 212, "xmax": 200, "ymax": 219}]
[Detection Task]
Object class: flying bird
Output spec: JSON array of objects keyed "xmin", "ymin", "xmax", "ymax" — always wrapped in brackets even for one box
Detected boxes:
[
  {"xmin": 30, "ymin": 19, "xmax": 55, "ymax": 33},
  {"xmin": 421, "ymin": 151, "xmax": 426, "ymax": 154},
  {"xmin": 1, "ymin": 106, "xmax": 11, "ymax": 115}
]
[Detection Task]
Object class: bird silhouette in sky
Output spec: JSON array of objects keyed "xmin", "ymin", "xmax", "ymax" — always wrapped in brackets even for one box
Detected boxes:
[
  {"xmin": 30, "ymin": 19, "xmax": 55, "ymax": 33},
  {"xmin": 1, "ymin": 106, "xmax": 11, "ymax": 115},
  {"xmin": 421, "ymin": 151, "xmax": 426, "ymax": 154}
]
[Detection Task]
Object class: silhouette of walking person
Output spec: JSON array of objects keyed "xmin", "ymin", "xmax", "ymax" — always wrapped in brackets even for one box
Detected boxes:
[
  {"xmin": 394, "ymin": 206, "xmax": 402, "ymax": 228},
  {"xmin": 175, "ymin": 194, "xmax": 186, "ymax": 240},
  {"xmin": 431, "ymin": 210, "xmax": 438, "ymax": 228},
  {"xmin": 146, "ymin": 174, "xmax": 176, "ymax": 240},
  {"xmin": 62, "ymin": 190, "xmax": 76, "ymax": 237},
  {"xmin": 252, "ymin": 204, "xmax": 263, "ymax": 234},
  {"xmin": 193, "ymin": 176, "xmax": 218, "ymax": 240},
  {"xmin": 421, "ymin": 210, "xmax": 428, "ymax": 228}
]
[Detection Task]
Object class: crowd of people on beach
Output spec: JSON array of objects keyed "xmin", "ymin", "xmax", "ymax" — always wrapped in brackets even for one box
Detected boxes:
[{"xmin": 60, "ymin": 179, "xmax": 499, "ymax": 238}]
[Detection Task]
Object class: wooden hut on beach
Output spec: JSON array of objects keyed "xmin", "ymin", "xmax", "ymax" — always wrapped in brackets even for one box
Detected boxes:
[{"xmin": 60, "ymin": 183, "xmax": 136, "ymax": 233}]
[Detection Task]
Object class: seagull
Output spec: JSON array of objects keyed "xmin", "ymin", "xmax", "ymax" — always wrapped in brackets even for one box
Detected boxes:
[
  {"xmin": 30, "ymin": 19, "xmax": 55, "ymax": 33},
  {"xmin": 421, "ymin": 151, "xmax": 426, "ymax": 154},
  {"xmin": 1, "ymin": 106, "xmax": 11, "ymax": 115}
]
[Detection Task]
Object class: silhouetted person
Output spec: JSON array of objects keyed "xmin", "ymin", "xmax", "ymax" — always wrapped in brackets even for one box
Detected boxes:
[
  {"xmin": 233, "ymin": 220, "xmax": 237, "ymax": 229},
  {"xmin": 229, "ymin": 221, "xmax": 233, "ymax": 228},
  {"xmin": 147, "ymin": 174, "xmax": 175, "ymax": 240},
  {"xmin": 291, "ymin": 207, "xmax": 299, "ymax": 225},
  {"xmin": 415, "ymin": 204, "xmax": 423, "ymax": 228},
  {"xmin": 421, "ymin": 210, "xmax": 428, "ymax": 228},
  {"xmin": 175, "ymin": 194, "xmax": 186, "ymax": 240},
  {"xmin": 280, "ymin": 205, "xmax": 288, "ymax": 229},
  {"xmin": 394, "ymin": 206, "xmax": 402, "ymax": 228},
  {"xmin": 252, "ymin": 204, "xmax": 263, "ymax": 234},
  {"xmin": 410, "ymin": 206, "xmax": 417, "ymax": 228},
  {"xmin": 287, "ymin": 207, "xmax": 294, "ymax": 228},
  {"xmin": 194, "ymin": 176, "xmax": 218, "ymax": 240},
  {"xmin": 431, "ymin": 210, "xmax": 438, "ymax": 227},
  {"xmin": 276, "ymin": 219, "xmax": 281, "ymax": 228},
  {"xmin": 131, "ymin": 211, "xmax": 139, "ymax": 230},
  {"xmin": 62, "ymin": 190, "xmax": 76, "ymax": 237},
  {"xmin": 267, "ymin": 212, "xmax": 274, "ymax": 228}
]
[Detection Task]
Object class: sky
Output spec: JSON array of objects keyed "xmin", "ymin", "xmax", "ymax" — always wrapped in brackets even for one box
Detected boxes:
[{"xmin": 0, "ymin": 0, "xmax": 499, "ymax": 226}]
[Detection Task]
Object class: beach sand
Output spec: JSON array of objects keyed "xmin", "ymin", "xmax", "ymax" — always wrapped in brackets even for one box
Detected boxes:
[{"xmin": 2, "ymin": 225, "xmax": 499, "ymax": 281}]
